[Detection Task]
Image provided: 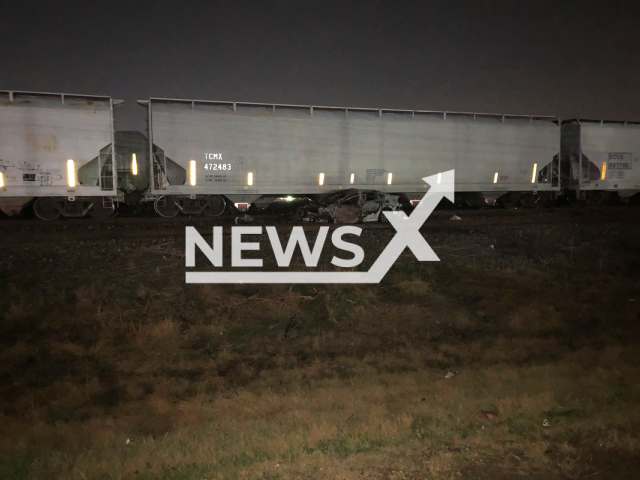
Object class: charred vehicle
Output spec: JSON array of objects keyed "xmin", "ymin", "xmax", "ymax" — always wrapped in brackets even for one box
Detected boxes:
[
  {"xmin": 296, "ymin": 189, "xmax": 412, "ymax": 223},
  {"xmin": 247, "ymin": 194, "xmax": 313, "ymax": 217}
]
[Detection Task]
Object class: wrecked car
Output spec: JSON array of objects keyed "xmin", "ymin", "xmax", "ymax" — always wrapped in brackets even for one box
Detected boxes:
[
  {"xmin": 248, "ymin": 195, "xmax": 313, "ymax": 218},
  {"xmin": 296, "ymin": 189, "xmax": 413, "ymax": 224}
]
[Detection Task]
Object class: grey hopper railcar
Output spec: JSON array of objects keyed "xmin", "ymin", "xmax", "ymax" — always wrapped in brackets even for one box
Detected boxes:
[
  {"xmin": 0, "ymin": 91, "xmax": 120, "ymax": 219},
  {"xmin": 140, "ymin": 98, "xmax": 562, "ymax": 216},
  {"xmin": 561, "ymin": 119, "xmax": 640, "ymax": 203}
]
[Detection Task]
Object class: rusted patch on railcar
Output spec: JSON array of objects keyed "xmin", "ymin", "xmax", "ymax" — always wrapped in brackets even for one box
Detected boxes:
[{"xmin": 25, "ymin": 132, "xmax": 59, "ymax": 153}]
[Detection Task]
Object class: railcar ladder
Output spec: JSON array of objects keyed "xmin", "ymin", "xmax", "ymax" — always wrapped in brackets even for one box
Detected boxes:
[
  {"xmin": 99, "ymin": 152, "xmax": 114, "ymax": 190},
  {"xmin": 152, "ymin": 151, "xmax": 166, "ymax": 190}
]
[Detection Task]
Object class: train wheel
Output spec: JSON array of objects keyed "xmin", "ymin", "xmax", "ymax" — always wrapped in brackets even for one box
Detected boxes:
[
  {"xmin": 585, "ymin": 191, "xmax": 608, "ymax": 206},
  {"xmin": 34, "ymin": 197, "xmax": 62, "ymax": 220},
  {"xmin": 154, "ymin": 195, "xmax": 179, "ymax": 218},
  {"xmin": 89, "ymin": 197, "xmax": 115, "ymax": 219},
  {"xmin": 568, "ymin": 193, "xmax": 585, "ymax": 208},
  {"xmin": 500, "ymin": 192, "xmax": 520, "ymax": 209},
  {"xmin": 535, "ymin": 192, "xmax": 551, "ymax": 209},
  {"xmin": 204, "ymin": 195, "xmax": 226, "ymax": 216}
]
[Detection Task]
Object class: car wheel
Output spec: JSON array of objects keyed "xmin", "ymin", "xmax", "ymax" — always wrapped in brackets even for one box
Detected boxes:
[{"xmin": 379, "ymin": 208, "xmax": 392, "ymax": 223}]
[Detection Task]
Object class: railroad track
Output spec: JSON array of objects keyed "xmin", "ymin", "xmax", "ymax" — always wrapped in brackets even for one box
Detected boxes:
[{"xmin": 1, "ymin": 206, "xmax": 639, "ymax": 244}]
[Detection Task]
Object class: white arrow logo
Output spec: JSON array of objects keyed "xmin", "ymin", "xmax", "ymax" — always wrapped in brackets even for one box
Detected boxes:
[{"xmin": 186, "ymin": 170, "xmax": 454, "ymax": 284}]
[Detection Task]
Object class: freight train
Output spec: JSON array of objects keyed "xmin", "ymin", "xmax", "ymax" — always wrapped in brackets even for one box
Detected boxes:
[{"xmin": 0, "ymin": 90, "xmax": 638, "ymax": 219}]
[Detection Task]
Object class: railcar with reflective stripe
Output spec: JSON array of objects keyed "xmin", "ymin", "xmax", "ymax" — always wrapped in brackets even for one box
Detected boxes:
[
  {"xmin": 140, "ymin": 98, "xmax": 561, "ymax": 216},
  {"xmin": 561, "ymin": 119, "xmax": 640, "ymax": 204},
  {"xmin": 0, "ymin": 91, "xmax": 120, "ymax": 219}
]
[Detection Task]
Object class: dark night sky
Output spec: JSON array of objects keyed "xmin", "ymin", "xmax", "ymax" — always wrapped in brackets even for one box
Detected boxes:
[{"xmin": 1, "ymin": 0, "xmax": 638, "ymax": 131}]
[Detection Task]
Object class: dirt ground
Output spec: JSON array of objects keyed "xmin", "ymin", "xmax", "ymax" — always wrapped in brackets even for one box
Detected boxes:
[{"xmin": 1, "ymin": 208, "xmax": 640, "ymax": 479}]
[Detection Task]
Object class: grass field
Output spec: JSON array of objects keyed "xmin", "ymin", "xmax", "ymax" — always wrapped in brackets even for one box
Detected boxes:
[{"xmin": 1, "ymin": 218, "xmax": 639, "ymax": 479}]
